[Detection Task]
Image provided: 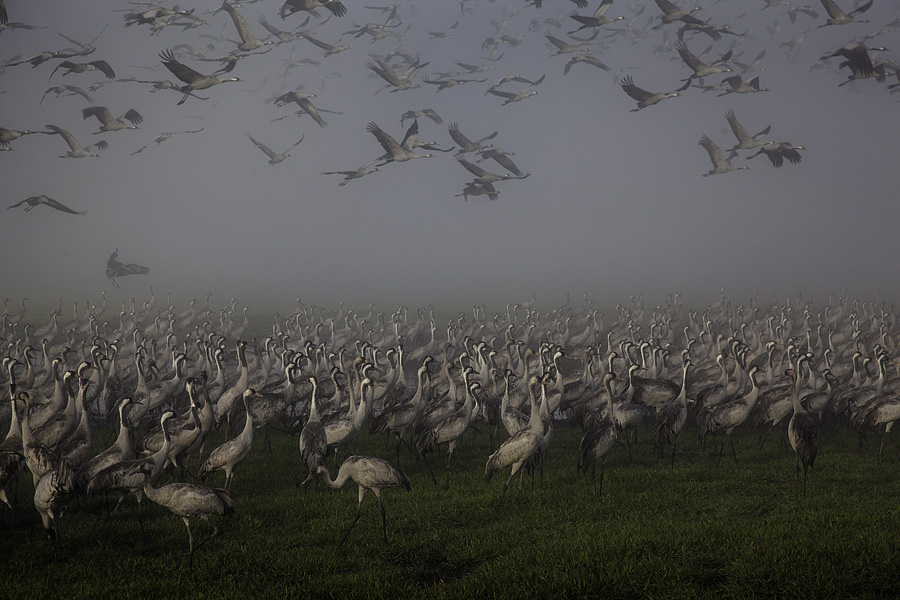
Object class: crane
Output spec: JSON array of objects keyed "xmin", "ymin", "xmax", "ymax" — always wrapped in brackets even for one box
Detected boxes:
[
  {"xmin": 302, "ymin": 455, "xmax": 411, "ymax": 546},
  {"xmin": 8, "ymin": 195, "xmax": 86, "ymax": 215},
  {"xmin": 246, "ymin": 133, "xmax": 304, "ymax": 165},
  {"xmin": 142, "ymin": 475, "xmax": 233, "ymax": 566},
  {"xmin": 619, "ymin": 76, "xmax": 690, "ymax": 111},
  {"xmin": 786, "ymin": 359, "xmax": 818, "ymax": 495},
  {"xmin": 577, "ymin": 373, "xmax": 623, "ymax": 497},
  {"xmin": 159, "ymin": 48, "xmax": 243, "ymax": 105},
  {"xmin": 44, "ymin": 124, "xmax": 108, "ymax": 158},
  {"xmin": 698, "ymin": 135, "xmax": 749, "ymax": 177},
  {"xmin": 106, "ymin": 249, "xmax": 150, "ymax": 288},
  {"xmin": 485, "ymin": 375, "xmax": 546, "ymax": 503},
  {"xmin": 81, "ymin": 106, "xmax": 143, "ymax": 133},
  {"xmin": 199, "ymin": 389, "xmax": 255, "ymax": 491},
  {"xmin": 299, "ymin": 375, "xmax": 327, "ymax": 475},
  {"xmin": 366, "ymin": 120, "xmax": 434, "ymax": 167}
]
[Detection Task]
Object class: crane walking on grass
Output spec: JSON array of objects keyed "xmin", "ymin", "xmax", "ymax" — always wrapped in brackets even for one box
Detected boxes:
[
  {"xmin": 303, "ymin": 455, "xmax": 411, "ymax": 546},
  {"xmin": 142, "ymin": 474, "xmax": 233, "ymax": 567}
]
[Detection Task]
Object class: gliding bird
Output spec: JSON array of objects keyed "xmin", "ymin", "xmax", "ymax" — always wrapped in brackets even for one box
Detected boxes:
[
  {"xmin": 159, "ymin": 48, "xmax": 243, "ymax": 105},
  {"xmin": 8, "ymin": 195, "xmax": 86, "ymax": 215},
  {"xmin": 44, "ymin": 124, "xmax": 108, "ymax": 158},
  {"xmin": 246, "ymin": 133, "xmax": 304, "ymax": 165}
]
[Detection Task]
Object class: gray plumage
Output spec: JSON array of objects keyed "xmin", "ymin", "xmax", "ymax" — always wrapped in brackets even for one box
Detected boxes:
[
  {"xmin": 724, "ymin": 109, "xmax": 771, "ymax": 151},
  {"xmin": 44, "ymin": 124, "xmax": 108, "ymax": 158},
  {"xmin": 303, "ymin": 455, "xmax": 411, "ymax": 545},
  {"xmin": 86, "ymin": 411, "xmax": 175, "ymax": 510},
  {"xmin": 199, "ymin": 389, "xmax": 254, "ymax": 490},
  {"xmin": 81, "ymin": 106, "xmax": 143, "ymax": 133},
  {"xmin": 142, "ymin": 477, "xmax": 233, "ymax": 561},
  {"xmin": 299, "ymin": 376, "xmax": 327, "ymax": 473},
  {"xmin": 159, "ymin": 48, "xmax": 243, "ymax": 105},
  {"xmin": 247, "ymin": 133, "xmax": 304, "ymax": 164}
]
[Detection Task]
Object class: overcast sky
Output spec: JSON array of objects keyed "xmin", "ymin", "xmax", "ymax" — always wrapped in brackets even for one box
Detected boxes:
[{"xmin": 1, "ymin": 0, "xmax": 898, "ymax": 316}]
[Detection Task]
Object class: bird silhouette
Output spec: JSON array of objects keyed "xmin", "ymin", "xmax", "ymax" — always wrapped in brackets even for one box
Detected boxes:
[{"xmin": 8, "ymin": 195, "xmax": 86, "ymax": 215}]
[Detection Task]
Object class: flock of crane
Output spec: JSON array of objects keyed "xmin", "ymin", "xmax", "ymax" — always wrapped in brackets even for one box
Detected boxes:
[
  {"xmin": 1, "ymin": 0, "xmax": 897, "ymax": 565},
  {"xmin": 2, "ymin": 287, "xmax": 898, "ymax": 559},
  {"xmin": 2, "ymin": 0, "xmax": 897, "ymax": 218}
]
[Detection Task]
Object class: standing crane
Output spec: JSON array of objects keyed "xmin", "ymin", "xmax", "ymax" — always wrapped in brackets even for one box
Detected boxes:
[
  {"xmin": 786, "ymin": 358, "xmax": 818, "ymax": 495},
  {"xmin": 0, "ymin": 387, "xmax": 25, "ymax": 513},
  {"xmin": 86, "ymin": 410, "xmax": 175, "ymax": 513},
  {"xmin": 33, "ymin": 459, "xmax": 77, "ymax": 546},
  {"xmin": 577, "ymin": 372, "xmax": 623, "ymax": 497},
  {"xmin": 653, "ymin": 359, "xmax": 692, "ymax": 467},
  {"xmin": 299, "ymin": 375, "xmax": 327, "ymax": 475},
  {"xmin": 370, "ymin": 357, "xmax": 434, "ymax": 465},
  {"xmin": 199, "ymin": 389, "xmax": 255, "ymax": 491},
  {"xmin": 142, "ymin": 474, "xmax": 233, "ymax": 566},
  {"xmin": 302, "ymin": 455, "xmax": 411, "ymax": 546},
  {"xmin": 416, "ymin": 380, "xmax": 481, "ymax": 486},
  {"xmin": 697, "ymin": 366, "xmax": 762, "ymax": 465},
  {"xmin": 485, "ymin": 375, "xmax": 546, "ymax": 503},
  {"xmin": 77, "ymin": 397, "xmax": 133, "ymax": 490}
]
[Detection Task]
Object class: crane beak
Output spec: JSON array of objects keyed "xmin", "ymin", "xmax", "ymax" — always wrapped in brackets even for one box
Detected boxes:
[{"xmin": 301, "ymin": 472, "xmax": 316, "ymax": 486}]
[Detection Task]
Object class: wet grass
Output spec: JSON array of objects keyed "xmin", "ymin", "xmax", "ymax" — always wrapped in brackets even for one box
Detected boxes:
[{"xmin": 3, "ymin": 421, "xmax": 900, "ymax": 599}]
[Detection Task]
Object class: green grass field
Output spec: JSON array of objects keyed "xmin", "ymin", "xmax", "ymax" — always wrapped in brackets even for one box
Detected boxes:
[{"xmin": 3, "ymin": 419, "xmax": 899, "ymax": 599}]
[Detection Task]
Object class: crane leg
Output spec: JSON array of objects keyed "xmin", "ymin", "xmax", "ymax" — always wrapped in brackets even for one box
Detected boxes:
[
  {"xmin": 376, "ymin": 494, "xmax": 388, "ymax": 542},
  {"xmin": 539, "ymin": 455, "xmax": 545, "ymax": 489},
  {"xmin": 889, "ymin": 429, "xmax": 900, "ymax": 462},
  {"xmin": 730, "ymin": 435, "xmax": 738, "ymax": 464},
  {"xmin": 339, "ymin": 505, "xmax": 363, "ymax": 547},
  {"xmin": 517, "ymin": 468, "xmax": 525, "ymax": 502},
  {"xmin": 758, "ymin": 424, "xmax": 775, "ymax": 450},
  {"xmin": 716, "ymin": 436, "xmax": 727, "ymax": 467},
  {"xmin": 671, "ymin": 438, "xmax": 678, "ymax": 469},
  {"xmin": 445, "ymin": 445, "xmax": 454, "ymax": 488},
  {"xmin": 190, "ymin": 519, "xmax": 221, "ymax": 561},
  {"xmin": 421, "ymin": 451, "xmax": 437, "ymax": 485},
  {"xmin": 496, "ymin": 468, "xmax": 515, "ymax": 507},
  {"xmin": 184, "ymin": 518, "xmax": 195, "ymax": 566},
  {"xmin": 598, "ymin": 456, "xmax": 606, "ymax": 497}
]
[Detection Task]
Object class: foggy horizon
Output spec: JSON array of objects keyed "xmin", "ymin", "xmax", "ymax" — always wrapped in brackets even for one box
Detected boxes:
[{"xmin": 2, "ymin": 0, "xmax": 898, "ymax": 314}]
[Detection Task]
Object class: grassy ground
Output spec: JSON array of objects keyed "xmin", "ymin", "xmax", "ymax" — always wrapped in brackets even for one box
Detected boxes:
[{"xmin": 3, "ymin": 420, "xmax": 900, "ymax": 599}]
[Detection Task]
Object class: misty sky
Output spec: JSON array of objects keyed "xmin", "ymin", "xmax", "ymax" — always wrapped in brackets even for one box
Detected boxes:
[{"xmin": 1, "ymin": 0, "xmax": 898, "ymax": 315}]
